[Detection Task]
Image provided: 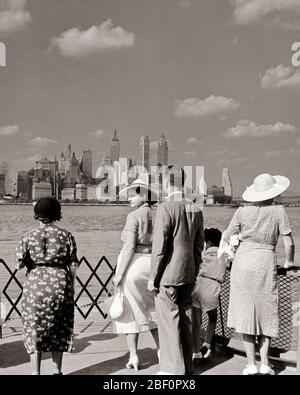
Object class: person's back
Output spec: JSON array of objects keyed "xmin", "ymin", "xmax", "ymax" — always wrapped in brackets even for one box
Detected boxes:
[
  {"xmin": 151, "ymin": 198, "xmax": 204, "ymax": 287},
  {"xmin": 226, "ymin": 204, "xmax": 290, "ymax": 247}
]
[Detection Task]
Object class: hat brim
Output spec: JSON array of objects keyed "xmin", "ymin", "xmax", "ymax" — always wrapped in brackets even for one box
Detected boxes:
[
  {"xmin": 242, "ymin": 175, "xmax": 290, "ymax": 202},
  {"xmin": 119, "ymin": 183, "xmax": 158, "ymax": 201}
]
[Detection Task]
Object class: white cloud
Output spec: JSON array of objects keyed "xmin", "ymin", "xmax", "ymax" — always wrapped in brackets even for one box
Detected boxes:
[
  {"xmin": 207, "ymin": 149, "xmax": 240, "ymax": 158},
  {"xmin": 224, "ymin": 119, "xmax": 297, "ymax": 139},
  {"xmin": 184, "ymin": 150, "xmax": 196, "ymax": 156},
  {"xmin": 92, "ymin": 130, "xmax": 107, "ymax": 138},
  {"xmin": 261, "ymin": 64, "xmax": 300, "ymax": 89},
  {"xmin": 0, "ymin": 0, "xmax": 31, "ymax": 34},
  {"xmin": 50, "ymin": 18, "xmax": 135, "ymax": 57},
  {"xmin": 186, "ymin": 137, "xmax": 202, "ymax": 145},
  {"xmin": 217, "ymin": 156, "xmax": 247, "ymax": 166},
  {"xmin": 231, "ymin": 0, "xmax": 300, "ymax": 30},
  {"xmin": 175, "ymin": 95, "xmax": 240, "ymax": 118},
  {"xmin": 0, "ymin": 124, "xmax": 19, "ymax": 136},
  {"xmin": 178, "ymin": 1, "xmax": 191, "ymax": 8},
  {"xmin": 264, "ymin": 147, "xmax": 300, "ymax": 157},
  {"xmin": 29, "ymin": 137, "xmax": 58, "ymax": 146},
  {"xmin": 297, "ymin": 138, "xmax": 300, "ymax": 145}
]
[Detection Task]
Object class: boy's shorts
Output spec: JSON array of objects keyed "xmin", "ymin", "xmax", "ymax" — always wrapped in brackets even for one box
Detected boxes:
[{"xmin": 192, "ymin": 276, "xmax": 221, "ymax": 312}]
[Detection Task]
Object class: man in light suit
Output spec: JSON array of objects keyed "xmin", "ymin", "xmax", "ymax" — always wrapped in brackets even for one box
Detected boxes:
[{"xmin": 149, "ymin": 165, "xmax": 204, "ymax": 375}]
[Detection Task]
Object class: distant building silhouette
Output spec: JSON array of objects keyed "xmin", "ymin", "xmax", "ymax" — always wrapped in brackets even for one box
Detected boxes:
[
  {"xmin": 140, "ymin": 136, "xmax": 150, "ymax": 171},
  {"xmin": 222, "ymin": 168, "xmax": 233, "ymax": 198},
  {"xmin": 82, "ymin": 150, "xmax": 92, "ymax": 183},
  {"xmin": 158, "ymin": 133, "xmax": 168, "ymax": 166},
  {"xmin": 111, "ymin": 130, "xmax": 120, "ymax": 164}
]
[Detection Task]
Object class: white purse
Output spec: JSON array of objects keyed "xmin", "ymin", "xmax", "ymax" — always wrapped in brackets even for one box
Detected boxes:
[{"xmin": 109, "ymin": 287, "xmax": 125, "ymax": 319}]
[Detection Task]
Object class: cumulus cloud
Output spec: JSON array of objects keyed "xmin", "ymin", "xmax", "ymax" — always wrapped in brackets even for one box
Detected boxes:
[
  {"xmin": 29, "ymin": 137, "xmax": 58, "ymax": 146},
  {"xmin": 0, "ymin": 0, "xmax": 31, "ymax": 34},
  {"xmin": 186, "ymin": 137, "xmax": 202, "ymax": 145},
  {"xmin": 175, "ymin": 95, "xmax": 240, "ymax": 118},
  {"xmin": 261, "ymin": 64, "xmax": 300, "ymax": 89},
  {"xmin": 0, "ymin": 124, "xmax": 19, "ymax": 136},
  {"xmin": 50, "ymin": 18, "xmax": 135, "ymax": 57},
  {"xmin": 92, "ymin": 130, "xmax": 107, "ymax": 138},
  {"xmin": 178, "ymin": 1, "xmax": 191, "ymax": 8},
  {"xmin": 264, "ymin": 147, "xmax": 300, "ymax": 157},
  {"xmin": 224, "ymin": 119, "xmax": 297, "ymax": 139},
  {"xmin": 231, "ymin": 0, "xmax": 300, "ymax": 30}
]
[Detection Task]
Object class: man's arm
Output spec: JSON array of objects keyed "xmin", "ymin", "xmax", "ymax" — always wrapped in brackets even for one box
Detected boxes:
[
  {"xmin": 149, "ymin": 204, "xmax": 172, "ymax": 290},
  {"xmin": 193, "ymin": 210, "xmax": 204, "ymax": 278}
]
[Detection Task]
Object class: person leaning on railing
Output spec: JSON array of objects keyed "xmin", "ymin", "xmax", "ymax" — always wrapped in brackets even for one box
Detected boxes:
[
  {"xmin": 15, "ymin": 197, "xmax": 79, "ymax": 375},
  {"xmin": 223, "ymin": 173, "xmax": 295, "ymax": 376}
]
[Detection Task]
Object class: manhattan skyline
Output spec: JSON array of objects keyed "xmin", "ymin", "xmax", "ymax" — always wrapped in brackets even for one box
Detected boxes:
[{"xmin": 1, "ymin": 0, "xmax": 300, "ymax": 195}]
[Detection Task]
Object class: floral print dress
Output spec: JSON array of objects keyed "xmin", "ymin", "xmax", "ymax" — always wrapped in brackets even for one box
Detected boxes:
[{"xmin": 16, "ymin": 223, "xmax": 78, "ymax": 354}]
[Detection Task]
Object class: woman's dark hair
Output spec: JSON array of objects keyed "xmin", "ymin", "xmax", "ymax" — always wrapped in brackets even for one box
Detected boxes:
[
  {"xmin": 34, "ymin": 197, "xmax": 62, "ymax": 223},
  {"xmin": 205, "ymin": 228, "xmax": 222, "ymax": 247}
]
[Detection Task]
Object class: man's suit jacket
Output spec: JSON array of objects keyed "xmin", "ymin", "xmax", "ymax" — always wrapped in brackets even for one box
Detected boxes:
[{"xmin": 150, "ymin": 195, "xmax": 204, "ymax": 288}]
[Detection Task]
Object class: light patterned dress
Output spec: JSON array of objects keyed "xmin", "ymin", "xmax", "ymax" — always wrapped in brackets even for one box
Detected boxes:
[
  {"xmin": 16, "ymin": 223, "xmax": 78, "ymax": 354},
  {"xmin": 113, "ymin": 203, "xmax": 157, "ymax": 334},
  {"xmin": 224, "ymin": 204, "xmax": 292, "ymax": 337}
]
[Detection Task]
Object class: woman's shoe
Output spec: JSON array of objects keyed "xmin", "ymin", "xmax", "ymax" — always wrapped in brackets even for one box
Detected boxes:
[
  {"xmin": 260, "ymin": 364, "xmax": 275, "ymax": 375},
  {"xmin": 242, "ymin": 365, "xmax": 258, "ymax": 375},
  {"xmin": 126, "ymin": 355, "xmax": 139, "ymax": 371}
]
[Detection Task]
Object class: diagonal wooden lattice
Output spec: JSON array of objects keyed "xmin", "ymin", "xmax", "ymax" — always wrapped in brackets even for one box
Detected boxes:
[
  {"xmin": 0, "ymin": 256, "xmax": 116, "ymax": 336},
  {"xmin": 75, "ymin": 256, "xmax": 115, "ymax": 319},
  {"xmin": 0, "ymin": 259, "xmax": 23, "ymax": 321}
]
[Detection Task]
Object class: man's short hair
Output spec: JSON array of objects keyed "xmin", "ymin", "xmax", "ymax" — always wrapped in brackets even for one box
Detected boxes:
[
  {"xmin": 204, "ymin": 228, "xmax": 222, "ymax": 247},
  {"xmin": 167, "ymin": 165, "xmax": 186, "ymax": 188}
]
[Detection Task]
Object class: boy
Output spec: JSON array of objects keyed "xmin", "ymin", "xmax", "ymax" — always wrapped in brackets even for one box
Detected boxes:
[{"xmin": 192, "ymin": 228, "xmax": 227, "ymax": 360}]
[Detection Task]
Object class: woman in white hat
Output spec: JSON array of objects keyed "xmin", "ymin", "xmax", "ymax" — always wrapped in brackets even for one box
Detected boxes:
[
  {"xmin": 112, "ymin": 179, "xmax": 160, "ymax": 371},
  {"xmin": 223, "ymin": 173, "xmax": 295, "ymax": 375}
]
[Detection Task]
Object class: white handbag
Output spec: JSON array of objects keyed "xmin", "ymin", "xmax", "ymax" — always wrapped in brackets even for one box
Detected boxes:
[{"xmin": 109, "ymin": 288, "xmax": 125, "ymax": 319}]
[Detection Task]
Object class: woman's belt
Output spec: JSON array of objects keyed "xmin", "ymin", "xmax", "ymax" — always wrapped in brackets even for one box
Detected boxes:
[{"xmin": 135, "ymin": 245, "xmax": 152, "ymax": 254}]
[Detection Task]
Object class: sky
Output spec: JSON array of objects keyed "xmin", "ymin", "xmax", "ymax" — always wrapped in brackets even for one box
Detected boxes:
[{"xmin": 0, "ymin": 0, "xmax": 300, "ymax": 196}]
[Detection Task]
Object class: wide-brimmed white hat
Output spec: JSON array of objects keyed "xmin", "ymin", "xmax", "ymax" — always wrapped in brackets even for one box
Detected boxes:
[
  {"xmin": 242, "ymin": 173, "xmax": 290, "ymax": 202},
  {"xmin": 119, "ymin": 179, "xmax": 158, "ymax": 201}
]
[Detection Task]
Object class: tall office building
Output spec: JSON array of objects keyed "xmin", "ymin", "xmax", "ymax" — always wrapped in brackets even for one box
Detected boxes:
[
  {"xmin": 111, "ymin": 130, "xmax": 120, "ymax": 164},
  {"xmin": 158, "ymin": 133, "xmax": 168, "ymax": 166},
  {"xmin": 0, "ymin": 174, "xmax": 5, "ymax": 196},
  {"xmin": 0, "ymin": 162, "xmax": 9, "ymax": 193},
  {"xmin": 140, "ymin": 136, "xmax": 150, "ymax": 171},
  {"xmin": 199, "ymin": 177, "xmax": 207, "ymax": 196},
  {"xmin": 222, "ymin": 168, "xmax": 233, "ymax": 197},
  {"xmin": 82, "ymin": 150, "xmax": 92, "ymax": 183},
  {"xmin": 17, "ymin": 171, "xmax": 28, "ymax": 196},
  {"xmin": 70, "ymin": 152, "xmax": 79, "ymax": 181},
  {"xmin": 64, "ymin": 144, "xmax": 72, "ymax": 160}
]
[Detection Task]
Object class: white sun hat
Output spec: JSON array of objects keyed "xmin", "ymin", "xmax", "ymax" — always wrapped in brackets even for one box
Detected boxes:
[
  {"xmin": 119, "ymin": 179, "xmax": 158, "ymax": 201},
  {"xmin": 242, "ymin": 173, "xmax": 290, "ymax": 202}
]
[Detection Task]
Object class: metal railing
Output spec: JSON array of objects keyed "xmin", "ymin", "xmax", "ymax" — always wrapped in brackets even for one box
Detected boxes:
[
  {"xmin": 0, "ymin": 256, "xmax": 116, "ymax": 338},
  {"xmin": 1, "ymin": 257, "xmax": 299, "ymax": 371}
]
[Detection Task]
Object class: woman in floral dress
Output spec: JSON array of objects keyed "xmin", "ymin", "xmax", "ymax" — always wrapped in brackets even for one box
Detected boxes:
[{"xmin": 16, "ymin": 197, "xmax": 79, "ymax": 375}]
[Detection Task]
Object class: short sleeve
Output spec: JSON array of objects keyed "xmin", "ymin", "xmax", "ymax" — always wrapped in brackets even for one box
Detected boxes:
[
  {"xmin": 15, "ymin": 235, "xmax": 28, "ymax": 270},
  {"xmin": 278, "ymin": 206, "xmax": 292, "ymax": 235},
  {"xmin": 121, "ymin": 213, "xmax": 138, "ymax": 242},
  {"xmin": 223, "ymin": 207, "xmax": 241, "ymax": 241},
  {"xmin": 67, "ymin": 233, "xmax": 79, "ymax": 265}
]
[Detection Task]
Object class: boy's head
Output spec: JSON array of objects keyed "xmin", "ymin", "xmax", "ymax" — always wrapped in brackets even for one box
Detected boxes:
[{"xmin": 204, "ymin": 228, "xmax": 222, "ymax": 249}]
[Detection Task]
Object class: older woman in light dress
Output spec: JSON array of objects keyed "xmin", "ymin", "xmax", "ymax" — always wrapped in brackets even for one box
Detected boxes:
[{"xmin": 223, "ymin": 173, "xmax": 295, "ymax": 375}]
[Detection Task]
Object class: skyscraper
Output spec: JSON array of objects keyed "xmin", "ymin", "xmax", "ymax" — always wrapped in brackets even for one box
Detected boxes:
[
  {"xmin": 158, "ymin": 133, "xmax": 168, "ymax": 166},
  {"xmin": 140, "ymin": 136, "xmax": 150, "ymax": 171},
  {"xmin": 222, "ymin": 168, "xmax": 233, "ymax": 197},
  {"xmin": 0, "ymin": 162, "xmax": 9, "ymax": 193},
  {"xmin": 82, "ymin": 150, "xmax": 92, "ymax": 183},
  {"xmin": 111, "ymin": 130, "xmax": 120, "ymax": 164},
  {"xmin": 64, "ymin": 144, "xmax": 72, "ymax": 160},
  {"xmin": 70, "ymin": 152, "xmax": 79, "ymax": 181}
]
